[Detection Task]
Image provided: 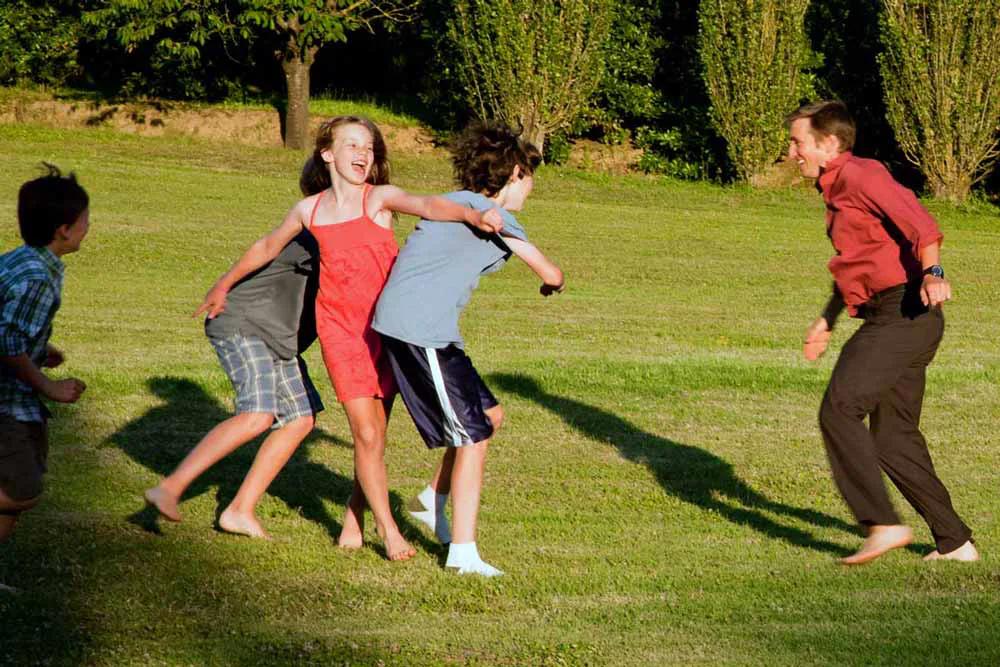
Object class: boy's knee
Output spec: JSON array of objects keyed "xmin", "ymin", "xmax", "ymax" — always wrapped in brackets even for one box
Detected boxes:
[
  {"xmin": 283, "ymin": 414, "xmax": 315, "ymax": 436},
  {"xmin": 239, "ymin": 412, "xmax": 275, "ymax": 435}
]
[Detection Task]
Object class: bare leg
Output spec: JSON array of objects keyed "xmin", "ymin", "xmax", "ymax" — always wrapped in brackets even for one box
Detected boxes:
[
  {"xmin": 145, "ymin": 412, "xmax": 275, "ymax": 521},
  {"xmin": 219, "ymin": 415, "xmax": 314, "ymax": 539},
  {"xmin": 339, "ymin": 397, "xmax": 414, "ymax": 561},
  {"xmin": 428, "ymin": 448, "xmax": 457, "ymax": 495},
  {"xmin": 338, "ymin": 479, "xmax": 366, "ymax": 549},
  {"xmin": 1, "ymin": 490, "xmax": 39, "ymax": 593},
  {"xmin": 426, "ymin": 406, "xmax": 503, "ymax": 495},
  {"xmin": 449, "ymin": 441, "xmax": 489, "ymax": 545},
  {"xmin": 0, "ymin": 514, "xmax": 16, "ymax": 592},
  {"xmin": 412, "ymin": 406, "xmax": 503, "ymax": 545}
]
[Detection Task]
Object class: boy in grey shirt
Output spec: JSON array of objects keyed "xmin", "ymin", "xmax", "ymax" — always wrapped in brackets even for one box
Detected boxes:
[{"xmin": 373, "ymin": 122, "xmax": 564, "ymax": 576}]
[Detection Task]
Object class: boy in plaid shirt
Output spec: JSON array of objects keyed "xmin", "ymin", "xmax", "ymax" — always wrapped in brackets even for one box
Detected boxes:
[{"xmin": 1, "ymin": 165, "xmax": 88, "ymax": 591}]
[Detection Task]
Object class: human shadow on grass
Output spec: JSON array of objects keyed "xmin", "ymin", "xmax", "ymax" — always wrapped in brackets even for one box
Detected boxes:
[
  {"xmin": 106, "ymin": 376, "xmax": 437, "ymax": 557},
  {"xmin": 490, "ymin": 372, "xmax": 881, "ymax": 557}
]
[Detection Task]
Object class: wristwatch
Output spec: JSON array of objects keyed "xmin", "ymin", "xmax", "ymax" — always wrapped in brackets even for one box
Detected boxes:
[{"xmin": 923, "ymin": 265, "xmax": 945, "ymax": 279}]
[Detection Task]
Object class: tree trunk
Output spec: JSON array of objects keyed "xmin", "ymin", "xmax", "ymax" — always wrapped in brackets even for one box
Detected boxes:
[
  {"xmin": 930, "ymin": 172, "xmax": 972, "ymax": 203},
  {"xmin": 519, "ymin": 115, "xmax": 546, "ymax": 155},
  {"xmin": 281, "ymin": 50, "xmax": 314, "ymax": 150}
]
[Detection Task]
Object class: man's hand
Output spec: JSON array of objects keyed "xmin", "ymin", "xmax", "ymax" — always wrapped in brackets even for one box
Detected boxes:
[
  {"xmin": 43, "ymin": 345, "xmax": 64, "ymax": 369},
  {"xmin": 470, "ymin": 208, "xmax": 504, "ymax": 234},
  {"xmin": 540, "ymin": 282, "xmax": 565, "ymax": 297},
  {"xmin": 803, "ymin": 317, "xmax": 832, "ymax": 361},
  {"xmin": 194, "ymin": 283, "xmax": 229, "ymax": 319},
  {"xmin": 921, "ymin": 275, "xmax": 951, "ymax": 308},
  {"xmin": 42, "ymin": 377, "xmax": 86, "ymax": 403}
]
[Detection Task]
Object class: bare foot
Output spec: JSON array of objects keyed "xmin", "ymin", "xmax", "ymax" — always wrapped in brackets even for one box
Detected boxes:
[
  {"xmin": 923, "ymin": 540, "xmax": 980, "ymax": 562},
  {"xmin": 380, "ymin": 527, "xmax": 416, "ymax": 562},
  {"xmin": 840, "ymin": 524, "xmax": 913, "ymax": 566},
  {"xmin": 338, "ymin": 502, "xmax": 364, "ymax": 550},
  {"xmin": 218, "ymin": 508, "xmax": 271, "ymax": 540},
  {"xmin": 144, "ymin": 486, "xmax": 181, "ymax": 522}
]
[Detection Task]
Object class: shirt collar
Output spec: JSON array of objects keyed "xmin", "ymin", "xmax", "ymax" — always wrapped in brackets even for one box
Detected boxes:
[
  {"xmin": 31, "ymin": 245, "xmax": 65, "ymax": 280},
  {"xmin": 817, "ymin": 151, "xmax": 853, "ymax": 194}
]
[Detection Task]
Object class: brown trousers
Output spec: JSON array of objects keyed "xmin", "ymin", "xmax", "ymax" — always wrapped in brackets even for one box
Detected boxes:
[{"xmin": 819, "ymin": 284, "xmax": 972, "ymax": 553}]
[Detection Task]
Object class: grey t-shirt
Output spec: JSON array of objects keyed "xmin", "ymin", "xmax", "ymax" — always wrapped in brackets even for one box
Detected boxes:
[
  {"xmin": 372, "ymin": 190, "xmax": 527, "ymax": 349},
  {"xmin": 205, "ymin": 231, "xmax": 319, "ymax": 359}
]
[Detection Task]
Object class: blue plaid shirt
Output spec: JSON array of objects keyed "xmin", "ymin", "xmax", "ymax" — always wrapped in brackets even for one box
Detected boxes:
[{"xmin": 0, "ymin": 245, "xmax": 64, "ymax": 422}]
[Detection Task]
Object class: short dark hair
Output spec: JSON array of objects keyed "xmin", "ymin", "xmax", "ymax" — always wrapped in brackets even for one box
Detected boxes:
[
  {"xmin": 451, "ymin": 121, "xmax": 541, "ymax": 197},
  {"xmin": 17, "ymin": 163, "xmax": 89, "ymax": 247},
  {"xmin": 786, "ymin": 100, "xmax": 856, "ymax": 152}
]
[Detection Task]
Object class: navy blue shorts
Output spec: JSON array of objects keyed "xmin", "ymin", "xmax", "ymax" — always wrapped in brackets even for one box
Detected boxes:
[{"xmin": 381, "ymin": 335, "xmax": 498, "ymax": 449}]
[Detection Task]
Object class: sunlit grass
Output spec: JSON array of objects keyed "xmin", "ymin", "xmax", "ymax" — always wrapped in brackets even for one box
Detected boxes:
[{"xmin": 1, "ymin": 122, "xmax": 998, "ymax": 666}]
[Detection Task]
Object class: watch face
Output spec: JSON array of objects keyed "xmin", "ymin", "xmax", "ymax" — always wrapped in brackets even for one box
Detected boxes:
[{"xmin": 927, "ymin": 265, "xmax": 945, "ymax": 278}]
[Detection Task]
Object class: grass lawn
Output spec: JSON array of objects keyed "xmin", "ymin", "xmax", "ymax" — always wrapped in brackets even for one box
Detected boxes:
[{"xmin": 0, "ymin": 122, "xmax": 998, "ymax": 666}]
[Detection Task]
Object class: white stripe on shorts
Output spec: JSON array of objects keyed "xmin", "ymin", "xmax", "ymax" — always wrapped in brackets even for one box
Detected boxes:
[{"xmin": 424, "ymin": 347, "xmax": 471, "ymax": 447}]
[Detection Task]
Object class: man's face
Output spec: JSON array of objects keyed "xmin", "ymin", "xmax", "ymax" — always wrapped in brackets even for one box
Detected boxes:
[{"xmin": 788, "ymin": 118, "xmax": 840, "ymax": 178}]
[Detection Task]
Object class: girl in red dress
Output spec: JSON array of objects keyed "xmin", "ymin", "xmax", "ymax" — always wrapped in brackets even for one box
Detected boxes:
[{"xmin": 199, "ymin": 116, "xmax": 503, "ymax": 560}]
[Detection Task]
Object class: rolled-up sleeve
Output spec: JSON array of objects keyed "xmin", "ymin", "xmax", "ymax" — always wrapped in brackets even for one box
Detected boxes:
[
  {"xmin": 858, "ymin": 164, "xmax": 943, "ymax": 252},
  {"xmin": 0, "ymin": 280, "xmax": 56, "ymax": 356}
]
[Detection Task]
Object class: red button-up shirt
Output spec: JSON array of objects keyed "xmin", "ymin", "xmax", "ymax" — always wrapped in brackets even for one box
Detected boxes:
[{"xmin": 817, "ymin": 152, "xmax": 942, "ymax": 315}]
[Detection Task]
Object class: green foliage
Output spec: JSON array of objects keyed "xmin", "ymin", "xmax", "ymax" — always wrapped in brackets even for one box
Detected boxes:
[
  {"xmin": 448, "ymin": 0, "xmax": 614, "ymax": 153},
  {"xmin": 543, "ymin": 132, "xmax": 572, "ymax": 165},
  {"xmin": 584, "ymin": 0, "xmax": 664, "ymax": 143},
  {"xmin": 879, "ymin": 0, "xmax": 1000, "ymax": 202},
  {"xmin": 0, "ymin": 1, "xmax": 82, "ymax": 87},
  {"xmin": 698, "ymin": 0, "xmax": 812, "ymax": 184},
  {"xmin": 635, "ymin": 127, "xmax": 709, "ymax": 180}
]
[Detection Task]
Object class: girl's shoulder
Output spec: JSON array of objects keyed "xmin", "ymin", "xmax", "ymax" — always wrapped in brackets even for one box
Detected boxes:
[{"xmin": 294, "ymin": 192, "xmax": 326, "ymax": 227}]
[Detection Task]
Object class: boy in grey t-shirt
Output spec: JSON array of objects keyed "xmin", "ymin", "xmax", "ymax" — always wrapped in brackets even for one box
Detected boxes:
[{"xmin": 373, "ymin": 122, "xmax": 565, "ymax": 576}]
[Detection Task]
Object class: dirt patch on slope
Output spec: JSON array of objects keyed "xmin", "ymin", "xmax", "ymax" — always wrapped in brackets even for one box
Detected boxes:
[
  {"xmin": 2, "ymin": 95, "xmax": 652, "ymax": 173},
  {"xmin": 0, "ymin": 98, "xmax": 441, "ymax": 155}
]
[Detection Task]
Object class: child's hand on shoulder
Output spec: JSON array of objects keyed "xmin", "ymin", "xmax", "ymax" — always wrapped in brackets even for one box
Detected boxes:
[
  {"xmin": 472, "ymin": 208, "xmax": 504, "ymax": 234},
  {"xmin": 194, "ymin": 283, "xmax": 229, "ymax": 319}
]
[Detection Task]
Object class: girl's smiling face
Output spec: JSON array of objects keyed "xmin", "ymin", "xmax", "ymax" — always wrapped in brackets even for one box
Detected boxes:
[{"xmin": 324, "ymin": 123, "xmax": 375, "ymax": 184}]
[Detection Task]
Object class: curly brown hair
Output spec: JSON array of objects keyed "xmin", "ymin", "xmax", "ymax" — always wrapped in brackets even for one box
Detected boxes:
[
  {"xmin": 300, "ymin": 115, "xmax": 392, "ymax": 195},
  {"xmin": 452, "ymin": 121, "xmax": 541, "ymax": 197}
]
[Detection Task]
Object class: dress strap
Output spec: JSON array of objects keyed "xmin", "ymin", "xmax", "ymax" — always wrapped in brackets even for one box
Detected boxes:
[
  {"xmin": 308, "ymin": 190, "xmax": 326, "ymax": 227},
  {"xmin": 361, "ymin": 183, "xmax": 373, "ymax": 220}
]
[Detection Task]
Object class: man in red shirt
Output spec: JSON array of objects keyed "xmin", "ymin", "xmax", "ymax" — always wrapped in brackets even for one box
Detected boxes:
[{"xmin": 787, "ymin": 100, "xmax": 978, "ymax": 565}]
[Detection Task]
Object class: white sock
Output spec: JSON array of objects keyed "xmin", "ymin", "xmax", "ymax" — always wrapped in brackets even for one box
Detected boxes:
[
  {"xmin": 446, "ymin": 542, "xmax": 503, "ymax": 577},
  {"xmin": 410, "ymin": 485, "xmax": 451, "ymax": 544}
]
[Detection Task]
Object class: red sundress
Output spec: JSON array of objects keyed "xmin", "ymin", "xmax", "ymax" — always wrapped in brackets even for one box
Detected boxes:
[{"xmin": 309, "ymin": 185, "xmax": 398, "ymax": 402}]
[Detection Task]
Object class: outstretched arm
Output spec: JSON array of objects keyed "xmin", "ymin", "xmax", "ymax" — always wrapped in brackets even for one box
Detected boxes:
[
  {"xmin": 372, "ymin": 185, "xmax": 503, "ymax": 234},
  {"xmin": 504, "ymin": 237, "xmax": 564, "ymax": 296},
  {"xmin": 194, "ymin": 201, "xmax": 309, "ymax": 319}
]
